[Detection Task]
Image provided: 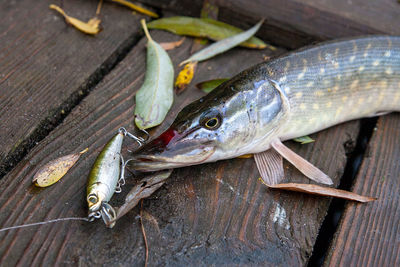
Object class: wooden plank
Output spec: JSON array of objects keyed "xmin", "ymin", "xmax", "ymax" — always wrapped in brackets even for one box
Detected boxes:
[
  {"xmin": 0, "ymin": 0, "xmax": 152, "ymax": 176},
  {"xmin": 141, "ymin": 0, "xmax": 400, "ymax": 48},
  {"xmin": 0, "ymin": 28, "xmax": 359, "ymax": 265},
  {"xmin": 324, "ymin": 114, "xmax": 400, "ymax": 266},
  {"xmin": 215, "ymin": 0, "xmax": 386, "ymax": 48},
  {"xmin": 298, "ymin": 0, "xmax": 400, "ymax": 35},
  {"xmin": 138, "ymin": 0, "xmax": 203, "ymax": 17}
]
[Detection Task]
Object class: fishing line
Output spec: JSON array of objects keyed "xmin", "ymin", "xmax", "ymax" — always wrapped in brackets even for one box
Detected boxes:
[{"xmin": 0, "ymin": 217, "xmax": 90, "ymax": 233}]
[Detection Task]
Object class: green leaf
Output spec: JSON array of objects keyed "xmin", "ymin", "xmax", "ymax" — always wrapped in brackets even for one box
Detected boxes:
[
  {"xmin": 134, "ymin": 20, "xmax": 174, "ymax": 130},
  {"xmin": 196, "ymin": 78, "xmax": 229, "ymax": 93},
  {"xmin": 180, "ymin": 20, "xmax": 264, "ymax": 65},
  {"xmin": 293, "ymin": 136, "xmax": 315, "ymax": 144},
  {"xmin": 147, "ymin": 16, "xmax": 275, "ymax": 50}
]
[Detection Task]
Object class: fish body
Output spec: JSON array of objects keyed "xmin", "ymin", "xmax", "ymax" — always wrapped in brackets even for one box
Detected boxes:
[
  {"xmin": 129, "ymin": 36, "xmax": 400, "ymax": 172},
  {"xmin": 87, "ymin": 132, "xmax": 123, "ymax": 216}
]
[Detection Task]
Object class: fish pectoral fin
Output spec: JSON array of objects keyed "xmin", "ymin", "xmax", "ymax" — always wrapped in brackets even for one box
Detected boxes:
[
  {"xmin": 254, "ymin": 149, "xmax": 284, "ymax": 185},
  {"xmin": 270, "ymin": 139, "xmax": 333, "ymax": 185}
]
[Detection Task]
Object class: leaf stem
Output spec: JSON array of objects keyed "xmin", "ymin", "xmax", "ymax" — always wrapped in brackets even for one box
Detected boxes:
[
  {"xmin": 96, "ymin": 0, "xmax": 103, "ymax": 16},
  {"xmin": 140, "ymin": 200, "xmax": 149, "ymax": 267},
  {"xmin": 79, "ymin": 148, "xmax": 89, "ymax": 154},
  {"xmin": 49, "ymin": 4, "xmax": 68, "ymax": 19},
  {"xmin": 141, "ymin": 19, "xmax": 153, "ymax": 42}
]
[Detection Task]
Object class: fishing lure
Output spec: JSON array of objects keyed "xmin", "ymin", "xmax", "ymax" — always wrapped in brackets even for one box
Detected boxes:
[
  {"xmin": 0, "ymin": 128, "xmax": 149, "ymax": 232},
  {"xmin": 87, "ymin": 128, "xmax": 146, "ymax": 227}
]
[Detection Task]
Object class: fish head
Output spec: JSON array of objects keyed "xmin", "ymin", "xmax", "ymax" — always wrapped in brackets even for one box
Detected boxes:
[
  {"xmin": 87, "ymin": 183, "xmax": 117, "ymax": 227},
  {"xmin": 87, "ymin": 183, "xmax": 110, "ymax": 213},
  {"xmin": 129, "ymin": 65, "xmax": 288, "ymax": 172}
]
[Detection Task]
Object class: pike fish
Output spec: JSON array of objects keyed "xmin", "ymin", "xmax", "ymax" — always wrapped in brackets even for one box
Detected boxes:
[{"xmin": 128, "ymin": 36, "xmax": 400, "ymax": 183}]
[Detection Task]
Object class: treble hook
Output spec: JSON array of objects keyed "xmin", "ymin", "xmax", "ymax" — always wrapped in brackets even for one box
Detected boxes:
[
  {"xmin": 115, "ymin": 153, "xmax": 134, "ymax": 194},
  {"xmin": 88, "ymin": 210, "xmax": 102, "ymax": 222},
  {"xmin": 140, "ymin": 129, "xmax": 150, "ymax": 142},
  {"xmin": 118, "ymin": 127, "xmax": 149, "ymax": 147},
  {"xmin": 100, "ymin": 202, "xmax": 117, "ymax": 228}
]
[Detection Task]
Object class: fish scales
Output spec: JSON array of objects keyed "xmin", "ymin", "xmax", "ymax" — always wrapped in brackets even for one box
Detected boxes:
[
  {"xmin": 129, "ymin": 36, "xmax": 400, "ymax": 172},
  {"xmin": 267, "ymin": 36, "xmax": 400, "ymax": 140}
]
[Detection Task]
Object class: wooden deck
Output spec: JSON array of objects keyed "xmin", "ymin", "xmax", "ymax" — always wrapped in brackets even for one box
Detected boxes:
[{"xmin": 0, "ymin": 0, "xmax": 399, "ymax": 266}]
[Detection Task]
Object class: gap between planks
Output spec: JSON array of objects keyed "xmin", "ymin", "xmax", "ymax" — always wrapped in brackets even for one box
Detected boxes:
[{"xmin": 0, "ymin": 31, "xmax": 144, "ymax": 179}]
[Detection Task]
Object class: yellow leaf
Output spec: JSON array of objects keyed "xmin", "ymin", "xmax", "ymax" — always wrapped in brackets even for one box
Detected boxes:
[
  {"xmin": 174, "ymin": 62, "xmax": 197, "ymax": 94},
  {"xmin": 50, "ymin": 4, "xmax": 101, "ymax": 35},
  {"xmin": 32, "ymin": 148, "xmax": 88, "ymax": 187},
  {"xmin": 111, "ymin": 0, "xmax": 159, "ymax": 18},
  {"xmin": 88, "ymin": 18, "xmax": 101, "ymax": 29},
  {"xmin": 237, "ymin": 154, "xmax": 253, "ymax": 159}
]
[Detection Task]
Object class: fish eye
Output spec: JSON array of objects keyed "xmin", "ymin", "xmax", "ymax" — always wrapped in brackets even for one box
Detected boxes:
[
  {"xmin": 205, "ymin": 118, "xmax": 219, "ymax": 129},
  {"xmin": 201, "ymin": 110, "xmax": 222, "ymax": 130},
  {"xmin": 88, "ymin": 194, "xmax": 98, "ymax": 204}
]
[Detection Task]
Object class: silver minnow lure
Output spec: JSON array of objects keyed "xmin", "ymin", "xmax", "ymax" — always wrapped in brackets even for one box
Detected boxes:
[
  {"xmin": 128, "ymin": 36, "xmax": 400, "ymax": 173},
  {"xmin": 87, "ymin": 131, "xmax": 124, "ymax": 226}
]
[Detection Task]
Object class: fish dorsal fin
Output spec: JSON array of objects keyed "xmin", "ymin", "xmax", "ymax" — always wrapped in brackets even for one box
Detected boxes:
[
  {"xmin": 254, "ymin": 149, "xmax": 284, "ymax": 185},
  {"xmin": 270, "ymin": 139, "xmax": 333, "ymax": 185}
]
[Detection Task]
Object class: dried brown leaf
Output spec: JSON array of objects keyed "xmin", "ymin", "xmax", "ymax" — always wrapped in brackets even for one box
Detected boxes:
[
  {"xmin": 50, "ymin": 5, "xmax": 101, "ymax": 35},
  {"xmin": 113, "ymin": 170, "xmax": 173, "ymax": 223},
  {"xmin": 32, "ymin": 148, "xmax": 88, "ymax": 187},
  {"xmin": 159, "ymin": 37, "xmax": 185, "ymax": 50},
  {"xmin": 259, "ymin": 179, "xmax": 376, "ymax": 202}
]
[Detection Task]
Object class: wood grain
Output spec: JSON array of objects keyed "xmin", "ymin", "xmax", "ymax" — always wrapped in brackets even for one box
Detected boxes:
[
  {"xmin": 0, "ymin": 0, "xmax": 149, "ymax": 176},
  {"xmin": 137, "ymin": 0, "xmax": 203, "ymax": 17},
  {"xmin": 0, "ymin": 30, "xmax": 274, "ymax": 265},
  {"xmin": 215, "ymin": 0, "xmax": 383, "ymax": 48},
  {"xmin": 0, "ymin": 26, "xmax": 359, "ymax": 265},
  {"xmin": 1, "ymin": 0, "xmax": 398, "ymax": 265},
  {"xmin": 141, "ymin": 0, "xmax": 400, "ymax": 49},
  {"xmin": 324, "ymin": 114, "xmax": 400, "ymax": 266}
]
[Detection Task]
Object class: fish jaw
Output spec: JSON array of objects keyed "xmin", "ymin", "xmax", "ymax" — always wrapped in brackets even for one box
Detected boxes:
[
  {"xmin": 128, "ymin": 65, "xmax": 290, "ymax": 172},
  {"xmin": 128, "ymin": 120, "xmax": 220, "ymax": 171},
  {"xmin": 128, "ymin": 144, "xmax": 216, "ymax": 172}
]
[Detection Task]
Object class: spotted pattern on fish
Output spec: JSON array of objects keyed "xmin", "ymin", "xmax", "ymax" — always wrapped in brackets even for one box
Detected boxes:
[
  {"xmin": 129, "ymin": 36, "xmax": 400, "ymax": 172},
  {"xmin": 256, "ymin": 36, "xmax": 400, "ymax": 140}
]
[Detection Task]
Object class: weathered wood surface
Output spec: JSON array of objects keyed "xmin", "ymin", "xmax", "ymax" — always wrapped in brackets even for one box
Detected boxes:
[
  {"xmin": 0, "ymin": 0, "xmax": 149, "ymax": 176},
  {"xmin": 142, "ymin": 0, "xmax": 400, "ymax": 49},
  {"xmin": 0, "ymin": 22, "xmax": 358, "ymax": 267},
  {"xmin": 324, "ymin": 114, "xmax": 400, "ymax": 266},
  {"xmin": 0, "ymin": 0, "xmax": 400, "ymax": 266}
]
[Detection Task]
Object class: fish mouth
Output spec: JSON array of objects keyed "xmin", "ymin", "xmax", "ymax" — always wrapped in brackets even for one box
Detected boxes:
[{"xmin": 128, "ymin": 140, "xmax": 216, "ymax": 172}]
